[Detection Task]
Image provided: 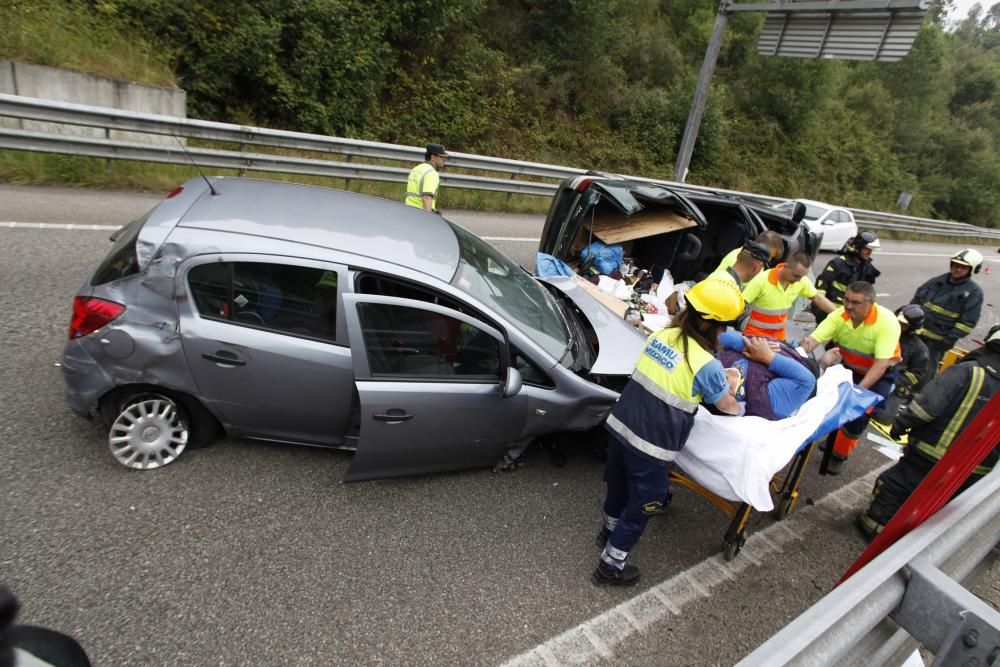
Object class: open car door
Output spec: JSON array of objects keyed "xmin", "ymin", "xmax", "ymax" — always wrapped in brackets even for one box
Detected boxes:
[{"xmin": 342, "ymin": 294, "xmax": 527, "ymax": 481}]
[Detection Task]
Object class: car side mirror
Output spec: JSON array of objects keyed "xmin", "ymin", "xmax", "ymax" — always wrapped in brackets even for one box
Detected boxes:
[
  {"xmin": 791, "ymin": 202, "xmax": 806, "ymax": 224},
  {"xmin": 502, "ymin": 367, "xmax": 523, "ymax": 398}
]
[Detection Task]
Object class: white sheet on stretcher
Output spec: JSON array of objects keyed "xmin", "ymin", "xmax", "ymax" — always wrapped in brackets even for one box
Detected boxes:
[{"xmin": 674, "ymin": 365, "xmax": 856, "ymax": 512}]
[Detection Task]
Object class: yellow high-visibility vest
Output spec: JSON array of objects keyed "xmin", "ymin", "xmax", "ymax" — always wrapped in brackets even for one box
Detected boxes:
[
  {"xmin": 405, "ymin": 162, "xmax": 440, "ymax": 209},
  {"xmin": 812, "ymin": 304, "xmax": 901, "ymax": 374},
  {"xmin": 742, "ymin": 265, "xmax": 817, "ymax": 341}
]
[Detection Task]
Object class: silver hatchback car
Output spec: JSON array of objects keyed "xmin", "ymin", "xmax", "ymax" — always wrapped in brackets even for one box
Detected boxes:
[{"xmin": 63, "ymin": 177, "xmax": 645, "ymax": 480}]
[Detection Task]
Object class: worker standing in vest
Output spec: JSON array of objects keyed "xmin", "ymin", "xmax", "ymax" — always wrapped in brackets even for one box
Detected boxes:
[
  {"xmin": 909, "ymin": 249, "xmax": 984, "ymax": 380},
  {"xmin": 742, "ymin": 251, "xmax": 836, "ymax": 341},
  {"xmin": 801, "ymin": 281, "xmax": 902, "ymax": 474},
  {"xmin": 857, "ymin": 325, "xmax": 1000, "ymax": 539},
  {"xmin": 404, "ymin": 143, "xmax": 448, "ymax": 212},
  {"xmin": 594, "ymin": 278, "xmax": 745, "ymax": 587}
]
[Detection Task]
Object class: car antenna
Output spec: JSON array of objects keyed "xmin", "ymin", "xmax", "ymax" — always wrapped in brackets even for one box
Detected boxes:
[{"xmin": 170, "ymin": 134, "xmax": 219, "ymax": 196}]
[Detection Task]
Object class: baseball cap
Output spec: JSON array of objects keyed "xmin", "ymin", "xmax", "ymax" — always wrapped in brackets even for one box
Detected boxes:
[{"xmin": 426, "ymin": 143, "xmax": 448, "ymax": 157}]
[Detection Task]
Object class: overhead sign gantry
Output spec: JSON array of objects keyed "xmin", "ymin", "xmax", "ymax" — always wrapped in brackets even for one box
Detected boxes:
[{"xmin": 674, "ymin": 0, "xmax": 931, "ymax": 182}]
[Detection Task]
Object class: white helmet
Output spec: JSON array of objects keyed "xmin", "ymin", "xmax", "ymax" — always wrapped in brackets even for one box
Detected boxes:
[{"xmin": 951, "ymin": 248, "xmax": 984, "ymax": 274}]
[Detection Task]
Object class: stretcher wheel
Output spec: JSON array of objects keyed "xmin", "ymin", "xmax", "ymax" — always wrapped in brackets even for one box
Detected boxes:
[
  {"xmin": 722, "ymin": 535, "xmax": 745, "ymax": 561},
  {"xmin": 774, "ymin": 493, "xmax": 797, "ymax": 521}
]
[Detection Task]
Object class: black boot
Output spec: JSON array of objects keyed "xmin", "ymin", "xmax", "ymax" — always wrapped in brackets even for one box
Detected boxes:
[
  {"xmin": 592, "ymin": 560, "xmax": 640, "ymax": 587},
  {"xmin": 826, "ymin": 455, "xmax": 846, "ymax": 476},
  {"xmin": 855, "ymin": 511, "xmax": 879, "ymax": 542},
  {"xmin": 595, "ymin": 525, "xmax": 612, "ymax": 549}
]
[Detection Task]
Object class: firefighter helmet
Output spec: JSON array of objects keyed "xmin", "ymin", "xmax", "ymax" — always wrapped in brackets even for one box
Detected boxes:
[
  {"xmin": 950, "ymin": 248, "xmax": 984, "ymax": 274},
  {"xmin": 849, "ymin": 231, "xmax": 880, "ymax": 253},
  {"xmin": 896, "ymin": 304, "xmax": 925, "ymax": 331}
]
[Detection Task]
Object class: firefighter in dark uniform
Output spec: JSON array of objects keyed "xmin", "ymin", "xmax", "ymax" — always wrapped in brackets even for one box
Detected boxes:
[
  {"xmin": 858, "ymin": 325, "xmax": 1000, "ymax": 539},
  {"xmin": 910, "ymin": 248, "xmax": 985, "ymax": 381},
  {"xmin": 810, "ymin": 231, "xmax": 881, "ymax": 322},
  {"xmin": 872, "ymin": 305, "xmax": 931, "ymax": 427},
  {"xmin": 593, "ymin": 278, "xmax": 745, "ymax": 586}
]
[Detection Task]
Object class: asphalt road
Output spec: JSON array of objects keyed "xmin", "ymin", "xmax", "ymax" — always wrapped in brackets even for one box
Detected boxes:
[{"xmin": 0, "ymin": 184, "xmax": 997, "ymax": 666}]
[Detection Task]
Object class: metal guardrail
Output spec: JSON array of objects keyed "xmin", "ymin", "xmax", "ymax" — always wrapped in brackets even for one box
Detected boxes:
[
  {"xmin": 737, "ymin": 467, "xmax": 1000, "ymax": 666},
  {"xmin": 1, "ymin": 93, "xmax": 999, "ymax": 241}
]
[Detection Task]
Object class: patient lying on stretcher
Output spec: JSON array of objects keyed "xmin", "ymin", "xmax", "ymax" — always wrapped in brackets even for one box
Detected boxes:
[{"xmin": 717, "ymin": 331, "xmax": 817, "ymax": 420}]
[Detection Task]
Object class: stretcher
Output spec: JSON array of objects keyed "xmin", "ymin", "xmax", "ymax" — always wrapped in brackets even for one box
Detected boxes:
[{"xmin": 669, "ymin": 365, "xmax": 883, "ymax": 560}]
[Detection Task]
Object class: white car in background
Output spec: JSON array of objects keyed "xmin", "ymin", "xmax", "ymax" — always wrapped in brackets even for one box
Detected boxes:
[{"xmin": 773, "ymin": 199, "xmax": 857, "ymax": 251}]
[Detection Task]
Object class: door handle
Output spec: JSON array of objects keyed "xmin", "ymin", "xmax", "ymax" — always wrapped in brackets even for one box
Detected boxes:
[
  {"xmin": 202, "ymin": 351, "xmax": 246, "ymax": 366},
  {"xmin": 373, "ymin": 410, "xmax": 413, "ymax": 423}
]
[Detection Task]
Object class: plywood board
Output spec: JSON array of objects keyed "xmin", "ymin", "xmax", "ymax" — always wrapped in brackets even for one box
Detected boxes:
[
  {"xmin": 571, "ymin": 274, "xmax": 653, "ymax": 335},
  {"xmin": 591, "ymin": 209, "xmax": 696, "ymax": 245}
]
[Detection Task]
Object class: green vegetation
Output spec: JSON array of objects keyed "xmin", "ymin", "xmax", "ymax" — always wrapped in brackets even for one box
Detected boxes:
[
  {"xmin": 0, "ymin": 0, "xmax": 174, "ymax": 85},
  {"xmin": 2, "ymin": 0, "xmax": 999, "ymax": 226}
]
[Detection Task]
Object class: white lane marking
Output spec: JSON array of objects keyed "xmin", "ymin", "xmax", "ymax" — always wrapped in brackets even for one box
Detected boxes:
[
  {"xmin": 501, "ymin": 466, "xmax": 888, "ymax": 667},
  {"xmin": 0, "ymin": 221, "xmax": 120, "ymax": 230}
]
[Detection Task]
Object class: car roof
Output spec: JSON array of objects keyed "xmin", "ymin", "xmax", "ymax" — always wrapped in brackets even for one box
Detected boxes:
[{"xmin": 176, "ymin": 177, "xmax": 461, "ymax": 282}]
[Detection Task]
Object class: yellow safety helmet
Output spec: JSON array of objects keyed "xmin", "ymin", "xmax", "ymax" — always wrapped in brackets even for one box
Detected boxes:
[{"xmin": 686, "ymin": 277, "xmax": 746, "ymax": 323}]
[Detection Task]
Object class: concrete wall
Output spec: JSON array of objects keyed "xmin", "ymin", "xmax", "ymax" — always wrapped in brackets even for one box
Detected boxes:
[{"xmin": 0, "ymin": 59, "xmax": 186, "ymax": 144}]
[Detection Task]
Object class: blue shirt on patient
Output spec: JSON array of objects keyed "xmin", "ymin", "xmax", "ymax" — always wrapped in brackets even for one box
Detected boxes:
[{"xmin": 718, "ymin": 330, "xmax": 815, "ymax": 418}]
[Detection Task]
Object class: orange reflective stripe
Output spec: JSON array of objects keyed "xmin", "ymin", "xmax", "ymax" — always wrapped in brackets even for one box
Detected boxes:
[
  {"xmin": 749, "ymin": 309, "xmax": 786, "ymax": 325},
  {"xmin": 839, "ymin": 346, "xmax": 874, "ymax": 372},
  {"xmin": 745, "ymin": 321, "xmax": 787, "ymax": 341}
]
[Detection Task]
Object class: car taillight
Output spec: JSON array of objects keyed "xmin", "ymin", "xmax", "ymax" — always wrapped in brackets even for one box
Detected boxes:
[
  {"xmin": 166, "ymin": 185, "xmax": 184, "ymax": 199},
  {"xmin": 69, "ymin": 297, "xmax": 126, "ymax": 339},
  {"xmin": 574, "ymin": 177, "xmax": 595, "ymax": 192}
]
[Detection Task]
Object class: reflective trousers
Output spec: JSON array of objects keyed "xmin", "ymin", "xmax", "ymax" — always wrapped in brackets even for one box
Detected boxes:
[
  {"xmin": 601, "ymin": 436, "xmax": 670, "ymax": 562},
  {"xmin": 862, "ymin": 451, "xmax": 982, "ymax": 533}
]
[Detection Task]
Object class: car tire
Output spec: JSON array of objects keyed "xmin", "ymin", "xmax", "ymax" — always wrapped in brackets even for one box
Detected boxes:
[
  {"xmin": 101, "ymin": 387, "xmax": 221, "ymax": 454},
  {"xmin": 106, "ymin": 391, "xmax": 191, "ymax": 470}
]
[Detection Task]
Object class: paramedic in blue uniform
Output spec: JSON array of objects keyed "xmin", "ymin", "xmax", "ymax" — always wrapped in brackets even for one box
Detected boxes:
[{"xmin": 593, "ymin": 277, "xmax": 745, "ymax": 587}]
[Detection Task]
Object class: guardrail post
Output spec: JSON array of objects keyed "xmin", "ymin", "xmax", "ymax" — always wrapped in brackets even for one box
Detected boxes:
[
  {"xmin": 104, "ymin": 127, "xmax": 112, "ymax": 174},
  {"xmin": 891, "ymin": 556, "xmax": 1000, "ymax": 663},
  {"xmin": 507, "ymin": 172, "xmax": 517, "ymax": 203},
  {"xmin": 345, "ymin": 154, "xmax": 353, "ymax": 190}
]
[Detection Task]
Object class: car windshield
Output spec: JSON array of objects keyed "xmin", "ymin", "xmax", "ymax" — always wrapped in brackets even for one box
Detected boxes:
[{"xmin": 448, "ymin": 222, "xmax": 570, "ymax": 360}]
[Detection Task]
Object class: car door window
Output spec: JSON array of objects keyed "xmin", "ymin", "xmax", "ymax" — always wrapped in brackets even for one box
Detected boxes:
[
  {"xmin": 188, "ymin": 262, "xmax": 338, "ymax": 341},
  {"xmin": 357, "ymin": 302, "xmax": 500, "ymax": 381}
]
